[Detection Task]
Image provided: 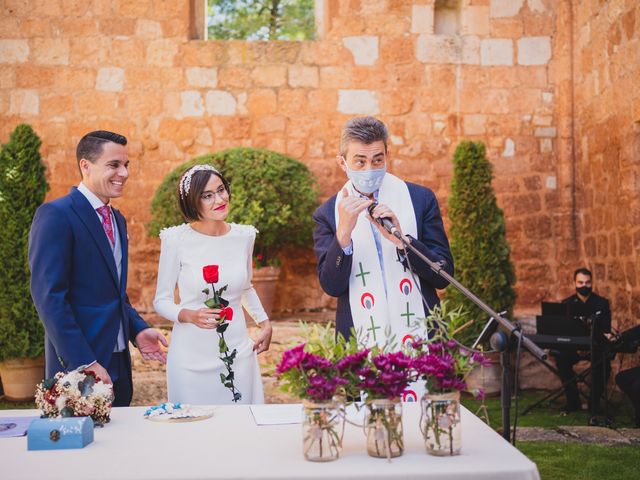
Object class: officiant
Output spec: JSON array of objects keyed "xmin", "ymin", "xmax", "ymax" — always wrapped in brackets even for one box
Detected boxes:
[{"xmin": 312, "ymin": 116, "xmax": 454, "ymax": 348}]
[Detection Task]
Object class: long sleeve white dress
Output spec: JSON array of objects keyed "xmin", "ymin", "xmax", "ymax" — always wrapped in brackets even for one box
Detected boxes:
[{"xmin": 153, "ymin": 223, "xmax": 268, "ymax": 405}]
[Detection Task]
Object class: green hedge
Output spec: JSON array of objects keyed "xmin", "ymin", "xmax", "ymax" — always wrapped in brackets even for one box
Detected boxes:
[
  {"xmin": 147, "ymin": 147, "xmax": 318, "ymax": 264},
  {"xmin": 0, "ymin": 124, "xmax": 48, "ymax": 361},
  {"xmin": 445, "ymin": 141, "xmax": 516, "ymax": 345}
]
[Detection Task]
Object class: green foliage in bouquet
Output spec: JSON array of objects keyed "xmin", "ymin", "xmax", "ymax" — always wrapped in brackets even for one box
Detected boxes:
[
  {"xmin": 147, "ymin": 147, "xmax": 318, "ymax": 267},
  {"xmin": 444, "ymin": 141, "xmax": 516, "ymax": 346},
  {"xmin": 0, "ymin": 124, "xmax": 48, "ymax": 361}
]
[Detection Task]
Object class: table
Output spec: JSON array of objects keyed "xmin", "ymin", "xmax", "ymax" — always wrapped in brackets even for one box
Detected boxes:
[{"xmin": 1, "ymin": 403, "xmax": 539, "ymax": 480}]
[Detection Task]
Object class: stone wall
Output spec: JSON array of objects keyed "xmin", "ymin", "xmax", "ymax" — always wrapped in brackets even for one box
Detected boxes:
[
  {"xmin": 0, "ymin": 0, "xmax": 636, "ymax": 332},
  {"xmin": 571, "ymin": 1, "xmax": 640, "ymax": 339}
]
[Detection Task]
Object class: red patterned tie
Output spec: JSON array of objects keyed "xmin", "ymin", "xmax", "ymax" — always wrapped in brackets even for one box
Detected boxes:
[{"xmin": 96, "ymin": 205, "xmax": 115, "ymax": 247}]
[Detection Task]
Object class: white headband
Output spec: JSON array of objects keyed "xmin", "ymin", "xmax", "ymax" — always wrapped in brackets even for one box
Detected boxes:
[{"xmin": 179, "ymin": 164, "xmax": 219, "ymax": 199}]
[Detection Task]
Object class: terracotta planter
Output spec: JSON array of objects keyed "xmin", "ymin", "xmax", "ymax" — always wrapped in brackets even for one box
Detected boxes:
[
  {"xmin": 465, "ymin": 352, "xmax": 501, "ymax": 397},
  {"xmin": 0, "ymin": 356, "xmax": 45, "ymax": 401},
  {"xmin": 252, "ymin": 266, "xmax": 280, "ymax": 319}
]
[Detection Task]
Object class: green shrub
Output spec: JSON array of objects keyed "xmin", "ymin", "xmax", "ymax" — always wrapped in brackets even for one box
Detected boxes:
[
  {"xmin": 444, "ymin": 141, "xmax": 516, "ymax": 346},
  {"xmin": 147, "ymin": 147, "xmax": 319, "ymax": 265},
  {"xmin": 0, "ymin": 124, "xmax": 48, "ymax": 361}
]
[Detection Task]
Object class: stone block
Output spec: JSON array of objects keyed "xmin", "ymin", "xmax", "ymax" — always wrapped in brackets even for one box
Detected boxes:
[
  {"xmin": 540, "ymin": 138, "xmax": 553, "ymax": 153},
  {"xmin": 463, "ymin": 114, "xmax": 486, "ymax": 135},
  {"xmin": 462, "ymin": 6, "xmax": 490, "ymax": 36},
  {"xmin": 0, "ymin": 39, "xmax": 29, "ymax": 63},
  {"xmin": 98, "ymin": 18, "xmax": 136, "ymax": 36},
  {"xmin": 254, "ymin": 116, "xmax": 286, "ymax": 134},
  {"xmin": 40, "ymin": 94, "xmax": 72, "ymax": 118},
  {"xmin": 502, "ymin": 138, "xmax": 515, "ymax": 157},
  {"xmin": 411, "ymin": 4, "xmax": 434, "ymax": 34},
  {"xmin": 146, "ymin": 39, "xmax": 178, "ymax": 67},
  {"xmin": 247, "ymin": 89, "xmax": 277, "ymax": 115},
  {"xmin": 251, "ymin": 65, "xmax": 287, "ymax": 87},
  {"xmin": 517, "ymin": 36, "xmax": 552, "ymax": 65},
  {"xmin": 288, "ymin": 65, "xmax": 319, "ymax": 88},
  {"xmin": 337, "ymin": 89, "xmax": 379, "ymax": 115},
  {"xmin": 534, "ymin": 127, "xmax": 557, "ymax": 137},
  {"xmin": 136, "ymin": 19, "xmax": 163, "ymax": 39},
  {"xmin": 9, "ymin": 89, "xmax": 39, "ymax": 115},
  {"xmin": 185, "ymin": 67, "xmax": 218, "ymax": 88},
  {"xmin": 0, "ymin": 67, "xmax": 15, "ymax": 88},
  {"xmin": 490, "ymin": 0, "xmax": 524, "ymax": 18},
  {"xmin": 527, "ymin": 0, "xmax": 546, "ymax": 13},
  {"xmin": 218, "ymin": 66, "xmax": 251, "ymax": 89},
  {"xmin": 194, "ymin": 127, "xmax": 213, "ymax": 146},
  {"xmin": 481, "ymin": 39, "xmax": 513, "ymax": 65},
  {"xmin": 461, "ymin": 35, "xmax": 481, "ymax": 64},
  {"xmin": 15, "ymin": 65, "xmax": 54, "ymax": 88},
  {"xmin": 96, "ymin": 67, "xmax": 125, "ymax": 92},
  {"xmin": 179, "ymin": 91, "xmax": 204, "ymax": 118},
  {"xmin": 33, "ymin": 38, "xmax": 69, "ymax": 65},
  {"xmin": 307, "ymin": 90, "xmax": 337, "ymax": 114},
  {"xmin": 205, "ymin": 90, "xmax": 237, "ymax": 116},
  {"xmin": 342, "ymin": 36, "xmax": 379, "ymax": 66},
  {"xmin": 278, "ymin": 89, "xmax": 308, "ymax": 115},
  {"xmin": 416, "ymin": 35, "xmax": 461, "ymax": 64},
  {"xmin": 490, "ymin": 18, "xmax": 524, "ymax": 37},
  {"xmin": 319, "ymin": 66, "xmax": 352, "ymax": 88}
]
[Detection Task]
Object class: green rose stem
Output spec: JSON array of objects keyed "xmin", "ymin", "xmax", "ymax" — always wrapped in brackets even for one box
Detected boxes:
[{"xmin": 204, "ymin": 283, "xmax": 241, "ymax": 403}]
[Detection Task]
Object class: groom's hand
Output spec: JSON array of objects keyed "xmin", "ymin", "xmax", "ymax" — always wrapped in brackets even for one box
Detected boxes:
[
  {"xmin": 84, "ymin": 362, "xmax": 112, "ymax": 384},
  {"xmin": 135, "ymin": 328, "xmax": 168, "ymax": 364}
]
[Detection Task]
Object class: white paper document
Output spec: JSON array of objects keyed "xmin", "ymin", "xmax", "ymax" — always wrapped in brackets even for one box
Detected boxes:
[{"xmin": 250, "ymin": 404, "xmax": 303, "ymax": 426}]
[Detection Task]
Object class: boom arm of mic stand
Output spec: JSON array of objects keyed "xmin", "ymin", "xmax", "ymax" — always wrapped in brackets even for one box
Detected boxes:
[{"xmin": 395, "ymin": 233, "xmax": 547, "ymax": 361}]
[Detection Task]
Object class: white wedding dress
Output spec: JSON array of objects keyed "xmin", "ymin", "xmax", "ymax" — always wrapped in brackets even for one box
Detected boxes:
[{"xmin": 153, "ymin": 223, "xmax": 268, "ymax": 405}]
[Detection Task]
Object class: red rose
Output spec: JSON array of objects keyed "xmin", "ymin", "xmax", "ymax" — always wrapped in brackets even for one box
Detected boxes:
[
  {"xmin": 221, "ymin": 306, "xmax": 234, "ymax": 321},
  {"xmin": 203, "ymin": 265, "xmax": 219, "ymax": 284}
]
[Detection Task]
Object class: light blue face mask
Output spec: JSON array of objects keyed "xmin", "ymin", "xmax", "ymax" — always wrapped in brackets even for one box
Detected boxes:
[{"xmin": 346, "ymin": 165, "xmax": 387, "ymax": 194}]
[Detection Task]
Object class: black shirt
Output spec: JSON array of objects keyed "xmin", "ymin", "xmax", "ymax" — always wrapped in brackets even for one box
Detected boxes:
[{"xmin": 562, "ymin": 292, "xmax": 611, "ymax": 335}]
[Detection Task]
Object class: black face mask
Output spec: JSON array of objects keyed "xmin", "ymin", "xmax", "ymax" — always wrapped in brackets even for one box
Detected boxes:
[{"xmin": 576, "ymin": 286, "xmax": 592, "ymax": 297}]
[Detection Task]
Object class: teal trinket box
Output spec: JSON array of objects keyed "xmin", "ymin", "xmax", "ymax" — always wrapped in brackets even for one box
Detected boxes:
[{"xmin": 27, "ymin": 416, "xmax": 94, "ymax": 450}]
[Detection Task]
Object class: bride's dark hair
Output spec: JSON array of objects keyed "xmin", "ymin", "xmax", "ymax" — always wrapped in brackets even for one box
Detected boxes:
[{"xmin": 178, "ymin": 169, "xmax": 231, "ymax": 222}]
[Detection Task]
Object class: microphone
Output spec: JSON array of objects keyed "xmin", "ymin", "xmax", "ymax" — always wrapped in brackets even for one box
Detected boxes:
[{"xmin": 367, "ymin": 202, "xmax": 401, "ymax": 238}]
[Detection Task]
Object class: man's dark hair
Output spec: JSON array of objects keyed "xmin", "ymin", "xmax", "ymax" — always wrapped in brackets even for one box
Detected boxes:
[
  {"xmin": 574, "ymin": 267, "xmax": 592, "ymax": 280},
  {"xmin": 76, "ymin": 130, "xmax": 127, "ymax": 165},
  {"xmin": 339, "ymin": 116, "xmax": 388, "ymax": 157},
  {"xmin": 178, "ymin": 169, "xmax": 231, "ymax": 222}
]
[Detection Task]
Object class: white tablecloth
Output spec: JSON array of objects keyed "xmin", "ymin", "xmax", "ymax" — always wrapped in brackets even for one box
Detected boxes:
[{"xmin": 1, "ymin": 403, "xmax": 539, "ymax": 480}]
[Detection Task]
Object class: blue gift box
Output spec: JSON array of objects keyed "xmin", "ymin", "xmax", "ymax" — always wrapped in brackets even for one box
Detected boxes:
[{"xmin": 27, "ymin": 417, "xmax": 94, "ymax": 450}]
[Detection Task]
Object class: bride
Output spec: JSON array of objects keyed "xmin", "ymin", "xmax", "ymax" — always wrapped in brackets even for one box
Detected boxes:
[{"xmin": 153, "ymin": 164, "xmax": 272, "ymax": 405}]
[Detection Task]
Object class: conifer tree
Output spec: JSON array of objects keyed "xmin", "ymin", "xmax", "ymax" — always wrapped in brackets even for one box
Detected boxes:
[
  {"xmin": 445, "ymin": 141, "xmax": 516, "ymax": 345},
  {"xmin": 0, "ymin": 124, "xmax": 48, "ymax": 360}
]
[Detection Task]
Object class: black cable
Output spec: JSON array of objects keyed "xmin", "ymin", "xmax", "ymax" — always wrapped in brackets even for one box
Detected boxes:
[
  {"xmin": 399, "ymin": 239, "xmax": 496, "ymax": 354},
  {"xmin": 511, "ymin": 326, "xmax": 523, "ymax": 445}
]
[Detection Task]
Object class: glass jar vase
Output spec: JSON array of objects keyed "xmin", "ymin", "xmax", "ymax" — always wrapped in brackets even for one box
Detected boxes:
[
  {"xmin": 364, "ymin": 398, "xmax": 404, "ymax": 459},
  {"xmin": 420, "ymin": 390, "xmax": 462, "ymax": 456},
  {"xmin": 302, "ymin": 401, "xmax": 344, "ymax": 462}
]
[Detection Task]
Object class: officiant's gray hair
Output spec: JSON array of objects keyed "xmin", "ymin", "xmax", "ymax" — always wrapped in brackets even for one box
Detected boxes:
[{"xmin": 339, "ymin": 116, "xmax": 388, "ymax": 157}]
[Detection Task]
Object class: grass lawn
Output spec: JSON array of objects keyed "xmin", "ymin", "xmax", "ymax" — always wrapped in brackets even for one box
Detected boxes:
[
  {"xmin": 518, "ymin": 441, "xmax": 640, "ymax": 480},
  {"xmin": 461, "ymin": 389, "xmax": 637, "ymax": 430}
]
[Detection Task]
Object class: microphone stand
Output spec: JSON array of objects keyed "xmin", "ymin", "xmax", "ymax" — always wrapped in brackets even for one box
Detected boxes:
[{"xmin": 390, "ymin": 229, "xmax": 547, "ymax": 442}]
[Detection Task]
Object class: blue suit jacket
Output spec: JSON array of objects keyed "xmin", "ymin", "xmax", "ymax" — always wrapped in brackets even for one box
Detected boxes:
[
  {"xmin": 28, "ymin": 187, "xmax": 149, "ymax": 377},
  {"xmin": 312, "ymin": 182, "xmax": 454, "ymax": 341}
]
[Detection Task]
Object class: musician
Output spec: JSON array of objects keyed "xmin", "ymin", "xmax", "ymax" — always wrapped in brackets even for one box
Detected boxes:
[
  {"xmin": 552, "ymin": 267, "xmax": 611, "ymax": 417},
  {"xmin": 615, "ymin": 325, "xmax": 640, "ymax": 427}
]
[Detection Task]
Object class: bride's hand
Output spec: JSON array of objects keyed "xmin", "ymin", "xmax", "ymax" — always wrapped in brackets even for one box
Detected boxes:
[
  {"xmin": 253, "ymin": 320, "xmax": 273, "ymax": 354},
  {"xmin": 178, "ymin": 308, "xmax": 221, "ymax": 329}
]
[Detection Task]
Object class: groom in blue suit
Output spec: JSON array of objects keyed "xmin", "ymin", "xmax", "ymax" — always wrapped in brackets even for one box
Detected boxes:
[
  {"xmin": 313, "ymin": 117, "xmax": 454, "ymax": 342},
  {"xmin": 29, "ymin": 130, "xmax": 167, "ymax": 406}
]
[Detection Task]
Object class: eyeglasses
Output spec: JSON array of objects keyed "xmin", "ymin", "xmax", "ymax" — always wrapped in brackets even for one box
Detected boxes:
[{"xmin": 200, "ymin": 185, "xmax": 229, "ymax": 203}]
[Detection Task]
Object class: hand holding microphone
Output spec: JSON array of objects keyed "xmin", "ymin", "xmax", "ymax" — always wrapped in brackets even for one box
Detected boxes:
[{"xmin": 367, "ymin": 202, "xmax": 405, "ymax": 247}]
